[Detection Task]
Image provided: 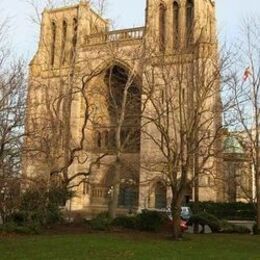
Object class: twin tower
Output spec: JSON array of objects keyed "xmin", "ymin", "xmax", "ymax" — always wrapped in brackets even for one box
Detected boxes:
[
  {"xmin": 146, "ymin": 0, "xmax": 216, "ymax": 51},
  {"xmin": 35, "ymin": 0, "xmax": 216, "ymax": 68}
]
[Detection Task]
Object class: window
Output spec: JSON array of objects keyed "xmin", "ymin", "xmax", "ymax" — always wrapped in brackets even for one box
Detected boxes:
[
  {"xmin": 96, "ymin": 131, "xmax": 102, "ymax": 148},
  {"xmin": 50, "ymin": 21, "xmax": 56, "ymax": 66},
  {"xmin": 173, "ymin": 1, "xmax": 179, "ymax": 48},
  {"xmin": 159, "ymin": 3, "xmax": 166, "ymax": 51},
  {"xmin": 109, "ymin": 129, "xmax": 116, "ymax": 149},
  {"xmin": 161, "ymin": 89, "xmax": 165, "ymax": 104},
  {"xmin": 71, "ymin": 18, "xmax": 78, "ymax": 62},
  {"xmin": 61, "ymin": 20, "xmax": 67, "ymax": 64},
  {"xmin": 121, "ymin": 129, "xmax": 128, "ymax": 147},
  {"xmin": 182, "ymin": 88, "xmax": 185, "ymax": 101},
  {"xmin": 186, "ymin": 0, "xmax": 194, "ymax": 46},
  {"xmin": 118, "ymin": 185, "xmax": 138, "ymax": 208},
  {"xmin": 83, "ymin": 181, "xmax": 89, "ymax": 195},
  {"xmin": 160, "ymin": 132, "xmax": 165, "ymax": 150},
  {"xmin": 155, "ymin": 182, "xmax": 167, "ymax": 208},
  {"xmin": 104, "ymin": 130, "xmax": 109, "ymax": 148}
]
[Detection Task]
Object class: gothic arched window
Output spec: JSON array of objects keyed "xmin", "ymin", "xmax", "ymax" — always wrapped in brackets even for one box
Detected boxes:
[
  {"xmin": 71, "ymin": 18, "xmax": 78, "ymax": 61},
  {"xmin": 50, "ymin": 21, "xmax": 56, "ymax": 66},
  {"xmin": 61, "ymin": 20, "xmax": 67, "ymax": 64},
  {"xmin": 186, "ymin": 0, "xmax": 194, "ymax": 46},
  {"xmin": 173, "ymin": 1, "xmax": 179, "ymax": 48},
  {"xmin": 159, "ymin": 3, "xmax": 166, "ymax": 51}
]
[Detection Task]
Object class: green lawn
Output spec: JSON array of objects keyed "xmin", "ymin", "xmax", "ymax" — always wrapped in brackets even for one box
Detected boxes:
[{"xmin": 0, "ymin": 233, "xmax": 260, "ymax": 260}]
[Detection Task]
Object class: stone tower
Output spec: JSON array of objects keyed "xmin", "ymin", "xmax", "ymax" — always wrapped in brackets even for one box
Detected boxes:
[
  {"xmin": 24, "ymin": 0, "xmax": 223, "ymax": 218},
  {"xmin": 139, "ymin": 0, "xmax": 223, "ymax": 209}
]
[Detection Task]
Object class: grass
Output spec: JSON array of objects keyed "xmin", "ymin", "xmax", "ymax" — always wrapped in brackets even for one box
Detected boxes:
[{"xmin": 0, "ymin": 233, "xmax": 260, "ymax": 260}]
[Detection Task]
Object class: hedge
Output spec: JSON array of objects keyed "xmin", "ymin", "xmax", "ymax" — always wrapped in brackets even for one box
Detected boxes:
[
  {"xmin": 189, "ymin": 212, "xmax": 251, "ymax": 234},
  {"xmin": 112, "ymin": 210, "xmax": 169, "ymax": 232},
  {"xmin": 188, "ymin": 202, "xmax": 256, "ymax": 220}
]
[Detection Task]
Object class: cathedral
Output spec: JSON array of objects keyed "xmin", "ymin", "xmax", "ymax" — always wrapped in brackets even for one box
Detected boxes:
[{"xmin": 24, "ymin": 0, "xmax": 233, "ymax": 218}]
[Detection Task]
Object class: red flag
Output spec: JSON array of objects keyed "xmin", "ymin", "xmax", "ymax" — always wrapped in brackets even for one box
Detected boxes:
[{"xmin": 243, "ymin": 67, "xmax": 252, "ymax": 81}]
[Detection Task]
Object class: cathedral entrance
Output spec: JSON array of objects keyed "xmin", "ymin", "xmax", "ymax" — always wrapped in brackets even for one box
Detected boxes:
[{"xmin": 89, "ymin": 63, "xmax": 142, "ymax": 213}]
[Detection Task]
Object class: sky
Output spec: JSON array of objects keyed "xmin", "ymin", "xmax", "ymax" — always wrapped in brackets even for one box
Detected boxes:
[{"xmin": 1, "ymin": 0, "xmax": 260, "ymax": 61}]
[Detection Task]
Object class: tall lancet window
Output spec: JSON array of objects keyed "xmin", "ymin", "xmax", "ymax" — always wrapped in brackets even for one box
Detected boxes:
[
  {"xmin": 61, "ymin": 20, "xmax": 67, "ymax": 64},
  {"xmin": 186, "ymin": 0, "xmax": 194, "ymax": 46},
  {"xmin": 50, "ymin": 21, "xmax": 56, "ymax": 66},
  {"xmin": 71, "ymin": 18, "xmax": 78, "ymax": 62},
  {"xmin": 159, "ymin": 3, "xmax": 166, "ymax": 51},
  {"xmin": 173, "ymin": 1, "xmax": 179, "ymax": 49}
]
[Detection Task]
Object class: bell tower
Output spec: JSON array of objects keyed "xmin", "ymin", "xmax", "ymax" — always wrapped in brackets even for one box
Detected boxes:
[{"xmin": 145, "ymin": 0, "xmax": 217, "ymax": 52}]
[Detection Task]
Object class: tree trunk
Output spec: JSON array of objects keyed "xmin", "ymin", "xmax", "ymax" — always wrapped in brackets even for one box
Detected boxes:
[
  {"xmin": 193, "ymin": 153, "xmax": 199, "ymax": 234},
  {"xmin": 171, "ymin": 200, "xmax": 182, "ymax": 240},
  {"xmin": 108, "ymin": 160, "xmax": 121, "ymax": 219}
]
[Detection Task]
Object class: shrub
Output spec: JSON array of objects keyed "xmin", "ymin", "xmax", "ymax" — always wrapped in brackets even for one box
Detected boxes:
[
  {"xmin": 17, "ymin": 184, "xmax": 71, "ymax": 226},
  {"xmin": 189, "ymin": 212, "xmax": 221, "ymax": 233},
  {"xmin": 90, "ymin": 212, "xmax": 112, "ymax": 231},
  {"xmin": 112, "ymin": 216, "xmax": 138, "ymax": 229},
  {"xmin": 0, "ymin": 222, "xmax": 41, "ymax": 234},
  {"xmin": 8, "ymin": 212, "xmax": 26, "ymax": 225},
  {"xmin": 136, "ymin": 210, "xmax": 168, "ymax": 232}
]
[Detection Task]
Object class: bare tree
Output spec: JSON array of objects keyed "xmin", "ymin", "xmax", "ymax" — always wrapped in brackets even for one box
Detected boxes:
[
  {"xmin": 140, "ymin": 35, "xmax": 231, "ymax": 239},
  {"xmin": 0, "ymin": 18, "xmax": 26, "ymax": 223},
  {"xmin": 228, "ymin": 16, "xmax": 260, "ymax": 231}
]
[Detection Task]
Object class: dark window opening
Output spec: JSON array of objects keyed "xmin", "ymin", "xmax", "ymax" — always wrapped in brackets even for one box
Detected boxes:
[
  {"xmin": 96, "ymin": 131, "xmax": 102, "ymax": 148},
  {"xmin": 186, "ymin": 0, "xmax": 194, "ymax": 46},
  {"xmin": 173, "ymin": 1, "xmax": 179, "ymax": 49},
  {"xmin": 71, "ymin": 18, "xmax": 78, "ymax": 62},
  {"xmin": 61, "ymin": 20, "xmax": 67, "ymax": 64},
  {"xmin": 108, "ymin": 129, "xmax": 116, "ymax": 149},
  {"xmin": 50, "ymin": 21, "xmax": 56, "ymax": 66},
  {"xmin": 159, "ymin": 3, "xmax": 166, "ymax": 51},
  {"xmin": 104, "ymin": 130, "xmax": 109, "ymax": 147},
  {"xmin": 118, "ymin": 185, "xmax": 138, "ymax": 208}
]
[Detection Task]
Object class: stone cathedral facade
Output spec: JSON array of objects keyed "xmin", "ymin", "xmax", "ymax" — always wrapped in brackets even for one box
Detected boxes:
[{"xmin": 24, "ymin": 0, "xmax": 228, "ymax": 217}]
